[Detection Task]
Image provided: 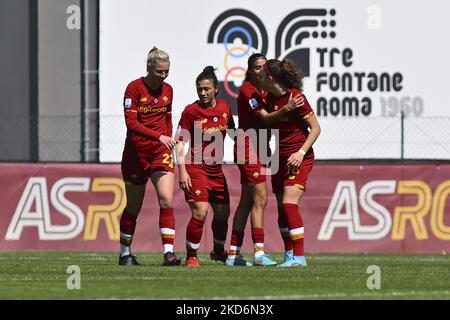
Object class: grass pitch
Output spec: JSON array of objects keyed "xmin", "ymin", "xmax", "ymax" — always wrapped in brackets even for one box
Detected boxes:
[{"xmin": 0, "ymin": 252, "xmax": 448, "ymax": 300}]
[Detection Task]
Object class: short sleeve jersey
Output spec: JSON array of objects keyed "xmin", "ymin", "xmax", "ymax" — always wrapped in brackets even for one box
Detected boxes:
[
  {"xmin": 176, "ymin": 99, "xmax": 235, "ymax": 167},
  {"xmin": 237, "ymin": 80, "xmax": 267, "ymax": 131}
]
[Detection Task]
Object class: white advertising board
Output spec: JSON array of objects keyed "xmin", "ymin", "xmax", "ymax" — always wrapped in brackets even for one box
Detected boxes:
[{"xmin": 99, "ymin": 0, "xmax": 450, "ymax": 161}]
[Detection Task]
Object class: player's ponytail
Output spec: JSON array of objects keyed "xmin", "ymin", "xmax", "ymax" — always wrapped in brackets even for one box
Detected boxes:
[
  {"xmin": 196, "ymin": 66, "xmax": 219, "ymax": 96},
  {"xmin": 146, "ymin": 47, "xmax": 170, "ymax": 72}
]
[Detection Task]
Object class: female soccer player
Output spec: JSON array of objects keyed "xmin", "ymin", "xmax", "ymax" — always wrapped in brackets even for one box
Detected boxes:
[
  {"xmin": 227, "ymin": 54, "xmax": 304, "ymax": 266},
  {"xmin": 118, "ymin": 47, "xmax": 181, "ymax": 266},
  {"xmin": 175, "ymin": 66, "xmax": 235, "ymax": 268},
  {"xmin": 261, "ymin": 58, "xmax": 321, "ymax": 267}
]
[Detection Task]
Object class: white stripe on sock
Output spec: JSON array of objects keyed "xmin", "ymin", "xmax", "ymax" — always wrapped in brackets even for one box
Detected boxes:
[
  {"xmin": 186, "ymin": 241, "xmax": 200, "ymax": 250},
  {"xmin": 289, "ymin": 227, "xmax": 304, "ymax": 235},
  {"xmin": 160, "ymin": 228, "xmax": 175, "ymax": 235}
]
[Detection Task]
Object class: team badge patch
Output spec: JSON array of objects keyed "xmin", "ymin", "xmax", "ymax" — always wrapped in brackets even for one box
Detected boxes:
[
  {"xmin": 163, "ymin": 96, "xmax": 169, "ymax": 103},
  {"xmin": 253, "ymin": 172, "xmax": 260, "ymax": 178},
  {"xmin": 249, "ymin": 98, "xmax": 259, "ymax": 110},
  {"xmin": 124, "ymin": 98, "xmax": 132, "ymax": 109},
  {"xmin": 223, "ymin": 113, "xmax": 228, "ymax": 119},
  {"xmin": 195, "ymin": 190, "xmax": 202, "ymax": 196}
]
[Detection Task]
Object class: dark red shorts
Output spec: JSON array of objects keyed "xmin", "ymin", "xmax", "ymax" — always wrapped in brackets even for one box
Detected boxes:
[
  {"xmin": 237, "ymin": 163, "xmax": 266, "ymax": 185},
  {"xmin": 271, "ymin": 153, "xmax": 314, "ymax": 194},
  {"xmin": 234, "ymin": 140, "xmax": 266, "ymax": 185},
  {"xmin": 121, "ymin": 143, "xmax": 174, "ymax": 185},
  {"xmin": 184, "ymin": 164, "xmax": 230, "ymax": 203}
]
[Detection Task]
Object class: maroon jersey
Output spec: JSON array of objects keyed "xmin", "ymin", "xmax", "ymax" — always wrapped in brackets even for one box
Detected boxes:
[
  {"xmin": 236, "ymin": 81, "xmax": 271, "ymax": 163},
  {"xmin": 176, "ymin": 99, "xmax": 235, "ymax": 170},
  {"xmin": 237, "ymin": 80, "xmax": 267, "ymax": 131},
  {"xmin": 267, "ymin": 88, "xmax": 314, "ymax": 157},
  {"xmin": 123, "ymin": 78, "xmax": 173, "ymax": 156}
]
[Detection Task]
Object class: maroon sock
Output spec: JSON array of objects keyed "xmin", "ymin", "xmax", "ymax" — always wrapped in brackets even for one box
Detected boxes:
[
  {"xmin": 159, "ymin": 207, "xmax": 175, "ymax": 247},
  {"xmin": 120, "ymin": 209, "xmax": 137, "ymax": 246},
  {"xmin": 251, "ymin": 227, "xmax": 265, "ymax": 253},
  {"xmin": 212, "ymin": 217, "xmax": 228, "ymax": 254},
  {"xmin": 278, "ymin": 206, "xmax": 293, "ymax": 251},
  {"xmin": 282, "ymin": 203, "xmax": 304, "ymax": 256},
  {"xmin": 229, "ymin": 230, "xmax": 245, "ymax": 256},
  {"xmin": 186, "ymin": 217, "xmax": 205, "ymax": 257}
]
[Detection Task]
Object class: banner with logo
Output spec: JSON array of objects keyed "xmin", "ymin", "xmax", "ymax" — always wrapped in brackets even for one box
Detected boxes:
[
  {"xmin": 1, "ymin": 163, "xmax": 448, "ymax": 253},
  {"xmin": 99, "ymin": 0, "xmax": 450, "ymax": 162}
]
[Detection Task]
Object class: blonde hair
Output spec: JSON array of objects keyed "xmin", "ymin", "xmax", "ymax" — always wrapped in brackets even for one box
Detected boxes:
[{"xmin": 146, "ymin": 47, "xmax": 170, "ymax": 72}]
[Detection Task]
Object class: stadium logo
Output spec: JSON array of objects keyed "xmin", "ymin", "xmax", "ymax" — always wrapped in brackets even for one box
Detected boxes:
[
  {"xmin": 5, "ymin": 177, "xmax": 125, "ymax": 241},
  {"xmin": 318, "ymin": 180, "xmax": 450, "ymax": 241},
  {"xmin": 207, "ymin": 8, "xmax": 336, "ymax": 112},
  {"xmin": 208, "ymin": 8, "xmax": 420, "ymax": 118}
]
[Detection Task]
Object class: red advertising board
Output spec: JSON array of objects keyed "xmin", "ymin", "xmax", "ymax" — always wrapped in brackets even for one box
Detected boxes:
[{"xmin": 0, "ymin": 163, "xmax": 449, "ymax": 253}]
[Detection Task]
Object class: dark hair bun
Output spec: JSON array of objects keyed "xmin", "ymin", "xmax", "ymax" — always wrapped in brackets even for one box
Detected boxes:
[{"xmin": 203, "ymin": 66, "xmax": 216, "ymax": 74}]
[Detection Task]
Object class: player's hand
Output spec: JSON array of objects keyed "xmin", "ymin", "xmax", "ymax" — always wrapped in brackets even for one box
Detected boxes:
[
  {"xmin": 179, "ymin": 170, "xmax": 192, "ymax": 192},
  {"xmin": 285, "ymin": 93, "xmax": 304, "ymax": 112},
  {"xmin": 159, "ymin": 135, "xmax": 176, "ymax": 150},
  {"xmin": 287, "ymin": 151, "xmax": 304, "ymax": 167}
]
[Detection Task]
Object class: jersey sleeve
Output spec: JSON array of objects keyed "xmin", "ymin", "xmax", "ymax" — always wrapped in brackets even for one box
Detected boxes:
[
  {"xmin": 298, "ymin": 93, "xmax": 314, "ymax": 120},
  {"xmin": 246, "ymin": 91, "xmax": 265, "ymax": 114},
  {"xmin": 123, "ymin": 82, "xmax": 162, "ymax": 141},
  {"xmin": 175, "ymin": 108, "xmax": 193, "ymax": 143}
]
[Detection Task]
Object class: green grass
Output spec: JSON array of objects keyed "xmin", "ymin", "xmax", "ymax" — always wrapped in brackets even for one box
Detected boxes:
[{"xmin": 0, "ymin": 252, "xmax": 449, "ymax": 300}]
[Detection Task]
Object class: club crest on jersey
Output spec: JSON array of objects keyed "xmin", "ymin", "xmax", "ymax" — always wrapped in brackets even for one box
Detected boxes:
[
  {"xmin": 223, "ymin": 113, "xmax": 228, "ymax": 119},
  {"xmin": 124, "ymin": 98, "xmax": 132, "ymax": 109},
  {"xmin": 274, "ymin": 105, "xmax": 279, "ymax": 111},
  {"xmin": 195, "ymin": 190, "xmax": 202, "ymax": 196},
  {"xmin": 249, "ymin": 98, "xmax": 259, "ymax": 110},
  {"xmin": 163, "ymin": 96, "xmax": 169, "ymax": 103}
]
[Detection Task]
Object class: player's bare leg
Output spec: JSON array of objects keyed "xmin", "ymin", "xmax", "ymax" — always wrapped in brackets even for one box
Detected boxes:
[
  {"xmin": 151, "ymin": 171, "xmax": 181, "ymax": 266},
  {"xmin": 118, "ymin": 183, "xmax": 146, "ymax": 266},
  {"xmin": 226, "ymin": 185, "xmax": 253, "ymax": 266},
  {"xmin": 248, "ymin": 182, "xmax": 276, "ymax": 266}
]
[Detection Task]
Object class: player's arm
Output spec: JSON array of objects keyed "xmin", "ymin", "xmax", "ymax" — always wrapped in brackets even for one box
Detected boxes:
[
  {"xmin": 174, "ymin": 114, "xmax": 192, "ymax": 192},
  {"xmin": 256, "ymin": 93, "xmax": 304, "ymax": 126},
  {"xmin": 175, "ymin": 141, "xmax": 191, "ymax": 192},
  {"xmin": 287, "ymin": 114, "xmax": 321, "ymax": 167}
]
